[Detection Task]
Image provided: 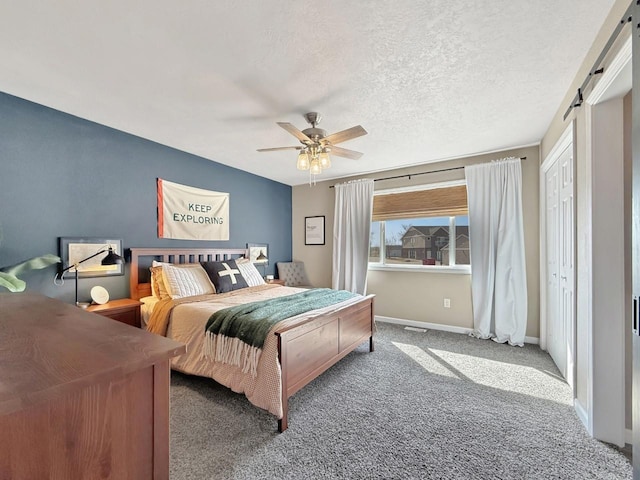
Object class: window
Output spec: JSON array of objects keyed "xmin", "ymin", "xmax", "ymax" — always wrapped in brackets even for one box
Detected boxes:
[
  {"xmin": 368, "ymin": 182, "xmax": 470, "ymax": 269},
  {"xmin": 369, "ymin": 221, "xmax": 381, "ymax": 263}
]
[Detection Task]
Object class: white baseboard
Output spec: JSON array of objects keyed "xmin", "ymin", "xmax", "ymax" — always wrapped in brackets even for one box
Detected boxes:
[
  {"xmin": 375, "ymin": 315, "xmax": 540, "ymax": 345},
  {"xmin": 574, "ymin": 399, "xmax": 630, "ymax": 446},
  {"xmin": 574, "ymin": 399, "xmax": 591, "ymax": 435},
  {"xmin": 375, "ymin": 315, "xmax": 472, "ymax": 335}
]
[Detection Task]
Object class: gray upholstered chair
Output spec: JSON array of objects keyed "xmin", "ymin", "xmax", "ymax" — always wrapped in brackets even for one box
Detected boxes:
[{"xmin": 276, "ymin": 261, "xmax": 313, "ymax": 288}]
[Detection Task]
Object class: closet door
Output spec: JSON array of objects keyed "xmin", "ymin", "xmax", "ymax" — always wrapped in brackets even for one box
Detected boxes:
[
  {"xmin": 546, "ymin": 160, "xmax": 563, "ymax": 376},
  {"xmin": 558, "ymin": 146, "xmax": 575, "ymax": 388},
  {"xmin": 544, "ymin": 140, "xmax": 574, "ymax": 387}
]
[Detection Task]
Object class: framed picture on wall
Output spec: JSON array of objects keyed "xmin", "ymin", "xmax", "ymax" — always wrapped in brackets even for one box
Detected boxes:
[
  {"xmin": 59, "ymin": 237, "xmax": 124, "ymax": 278},
  {"xmin": 305, "ymin": 216, "xmax": 325, "ymax": 245},
  {"xmin": 247, "ymin": 243, "xmax": 269, "ymax": 265}
]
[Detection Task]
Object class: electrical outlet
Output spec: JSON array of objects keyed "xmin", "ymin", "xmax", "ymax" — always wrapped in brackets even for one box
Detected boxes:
[{"xmin": 443, "ymin": 298, "xmax": 451, "ymax": 308}]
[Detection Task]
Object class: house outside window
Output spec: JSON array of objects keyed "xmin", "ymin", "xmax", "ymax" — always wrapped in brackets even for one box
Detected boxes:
[{"xmin": 368, "ymin": 181, "xmax": 470, "ymax": 270}]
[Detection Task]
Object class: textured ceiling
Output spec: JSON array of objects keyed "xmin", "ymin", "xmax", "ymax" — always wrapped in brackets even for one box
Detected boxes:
[{"xmin": 0, "ymin": 1, "xmax": 617, "ymax": 185}]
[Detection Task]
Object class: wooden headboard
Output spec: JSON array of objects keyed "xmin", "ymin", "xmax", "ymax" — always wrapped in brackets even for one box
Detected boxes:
[{"xmin": 129, "ymin": 247, "xmax": 248, "ymax": 300}]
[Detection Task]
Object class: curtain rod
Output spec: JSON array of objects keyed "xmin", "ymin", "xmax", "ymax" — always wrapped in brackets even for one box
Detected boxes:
[
  {"xmin": 329, "ymin": 156, "xmax": 527, "ymax": 188},
  {"xmin": 563, "ymin": 4, "xmax": 632, "ymax": 121}
]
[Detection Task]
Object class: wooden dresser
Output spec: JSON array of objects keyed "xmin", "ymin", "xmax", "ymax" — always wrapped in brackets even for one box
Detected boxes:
[{"xmin": 0, "ymin": 292, "xmax": 186, "ymax": 480}]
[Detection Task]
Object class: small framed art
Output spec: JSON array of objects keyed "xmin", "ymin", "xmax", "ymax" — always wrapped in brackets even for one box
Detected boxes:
[
  {"xmin": 305, "ymin": 216, "xmax": 325, "ymax": 245},
  {"xmin": 247, "ymin": 243, "xmax": 269, "ymax": 265},
  {"xmin": 59, "ymin": 237, "xmax": 124, "ymax": 278}
]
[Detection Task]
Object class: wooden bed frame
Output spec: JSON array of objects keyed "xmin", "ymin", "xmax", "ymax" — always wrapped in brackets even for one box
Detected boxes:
[{"xmin": 129, "ymin": 247, "xmax": 375, "ymax": 432}]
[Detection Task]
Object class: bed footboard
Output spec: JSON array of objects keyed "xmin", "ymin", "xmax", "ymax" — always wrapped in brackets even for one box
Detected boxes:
[{"xmin": 275, "ymin": 295, "xmax": 374, "ymax": 432}]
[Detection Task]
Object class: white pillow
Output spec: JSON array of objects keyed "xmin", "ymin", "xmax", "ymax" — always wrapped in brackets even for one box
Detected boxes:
[
  {"xmin": 236, "ymin": 259, "xmax": 266, "ymax": 287},
  {"xmin": 149, "ymin": 261, "xmax": 199, "ymax": 299},
  {"xmin": 161, "ymin": 263, "xmax": 215, "ymax": 299}
]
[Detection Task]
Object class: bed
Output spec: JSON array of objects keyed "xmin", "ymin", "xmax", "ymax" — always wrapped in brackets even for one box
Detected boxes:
[{"xmin": 129, "ymin": 247, "xmax": 375, "ymax": 432}]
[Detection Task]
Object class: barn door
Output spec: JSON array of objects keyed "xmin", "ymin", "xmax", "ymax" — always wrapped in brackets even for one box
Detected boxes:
[{"xmin": 632, "ymin": 2, "xmax": 640, "ymax": 475}]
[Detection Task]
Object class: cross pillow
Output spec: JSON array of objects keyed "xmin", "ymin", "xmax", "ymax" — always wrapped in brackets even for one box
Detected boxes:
[{"xmin": 201, "ymin": 259, "xmax": 249, "ymax": 293}]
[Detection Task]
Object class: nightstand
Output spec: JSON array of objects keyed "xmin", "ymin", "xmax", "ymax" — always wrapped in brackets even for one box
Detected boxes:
[
  {"xmin": 87, "ymin": 298, "xmax": 143, "ymax": 327},
  {"xmin": 267, "ymin": 279, "xmax": 285, "ymax": 286}
]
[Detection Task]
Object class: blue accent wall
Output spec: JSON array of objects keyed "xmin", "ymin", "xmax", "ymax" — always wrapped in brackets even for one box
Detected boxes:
[{"xmin": 0, "ymin": 92, "xmax": 292, "ymax": 303}]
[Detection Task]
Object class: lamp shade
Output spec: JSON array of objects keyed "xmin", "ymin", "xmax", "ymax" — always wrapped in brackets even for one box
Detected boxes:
[
  {"xmin": 297, "ymin": 151, "xmax": 310, "ymax": 170},
  {"xmin": 319, "ymin": 151, "xmax": 331, "ymax": 169},
  {"xmin": 101, "ymin": 247, "xmax": 124, "ymax": 266},
  {"xmin": 309, "ymin": 159, "xmax": 322, "ymax": 175}
]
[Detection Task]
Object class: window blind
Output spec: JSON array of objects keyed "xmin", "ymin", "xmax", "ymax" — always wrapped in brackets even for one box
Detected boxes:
[{"xmin": 372, "ymin": 185, "xmax": 468, "ymax": 221}]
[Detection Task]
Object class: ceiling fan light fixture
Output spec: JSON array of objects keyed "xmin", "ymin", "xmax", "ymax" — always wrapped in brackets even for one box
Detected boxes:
[
  {"xmin": 258, "ymin": 113, "xmax": 367, "ymax": 184},
  {"xmin": 319, "ymin": 150, "xmax": 331, "ymax": 169},
  {"xmin": 297, "ymin": 150, "xmax": 310, "ymax": 170},
  {"xmin": 309, "ymin": 158, "xmax": 322, "ymax": 175}
]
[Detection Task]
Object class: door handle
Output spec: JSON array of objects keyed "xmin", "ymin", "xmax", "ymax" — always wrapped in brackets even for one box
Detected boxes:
[
  {"xmin": 634, "ymin": 296, "xmax": 639, "ymax": 336},
  {"xmin": 560, "ymin": 276, "xmax": 567, "ymax": 281}
]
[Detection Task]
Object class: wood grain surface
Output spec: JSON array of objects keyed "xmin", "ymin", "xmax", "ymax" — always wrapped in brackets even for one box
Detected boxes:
[{"xmin": 0, "ymin": 292, "xmax": 185, "ymax": 479}]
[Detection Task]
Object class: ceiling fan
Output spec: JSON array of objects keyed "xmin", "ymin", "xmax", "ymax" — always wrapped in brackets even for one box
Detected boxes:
[{"xmin": 257, "ymin": 112, "xmax": 367, "ymax": 175}]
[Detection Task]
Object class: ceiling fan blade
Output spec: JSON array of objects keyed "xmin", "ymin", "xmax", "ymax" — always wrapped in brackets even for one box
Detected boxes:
[
  {"xmin": 257, "ymin": 146, "xmax": 302, "ymax": 152},
  {"xmin": 329, "ymin": 146, "xmax": 364, "ymax": 160},
  {"xmin": 277, "ymin": 122, "xmax": 311, "ymax": 143},
  {"xmin": 322, "ymin": 125, "xmax": 367, "ymax": 145}
]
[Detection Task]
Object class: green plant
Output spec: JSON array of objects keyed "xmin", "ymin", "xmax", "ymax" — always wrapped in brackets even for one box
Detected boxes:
[
  {"xmin": 0, "ymin": 254, "xmax": 61, "ymax": 292},
  {"xmin": 0, "ymin": 225, "xmax": 60, "ymax": 292}
]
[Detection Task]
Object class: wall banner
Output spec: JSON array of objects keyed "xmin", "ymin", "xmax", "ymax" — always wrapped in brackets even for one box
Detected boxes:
[{"xmin": 157, "ymin": 179, "xmax": 229, "ymax": 240}]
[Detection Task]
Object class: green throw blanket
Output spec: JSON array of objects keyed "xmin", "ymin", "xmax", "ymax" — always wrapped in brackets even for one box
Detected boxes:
[{"xmin": 203, "ymin": 288, "xmax": 357, "ymax": 375}]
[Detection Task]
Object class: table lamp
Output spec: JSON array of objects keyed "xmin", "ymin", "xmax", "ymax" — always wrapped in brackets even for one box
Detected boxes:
[{"xmin": 56, "ymin": 246, "xmax": 124, "ymax": 306}]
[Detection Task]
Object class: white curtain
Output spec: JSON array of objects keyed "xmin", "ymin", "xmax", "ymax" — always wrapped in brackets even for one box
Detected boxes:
[
  {"xmin": 465, "ymin": 158, "xmax": 527, "ymax": 346},
  {"xmin": 332, "ymin": 179, "xmax": 374, "ymax": 294}
]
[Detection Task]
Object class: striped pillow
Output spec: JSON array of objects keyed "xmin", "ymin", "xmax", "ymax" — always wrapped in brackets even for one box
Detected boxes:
[
  {"xmin": 236, "ymin": 259, "xmax": 266, "ymax": 287},
  {"xmin": 161, "ymin": 263, "xmax": 215, "ymax": 299}
]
